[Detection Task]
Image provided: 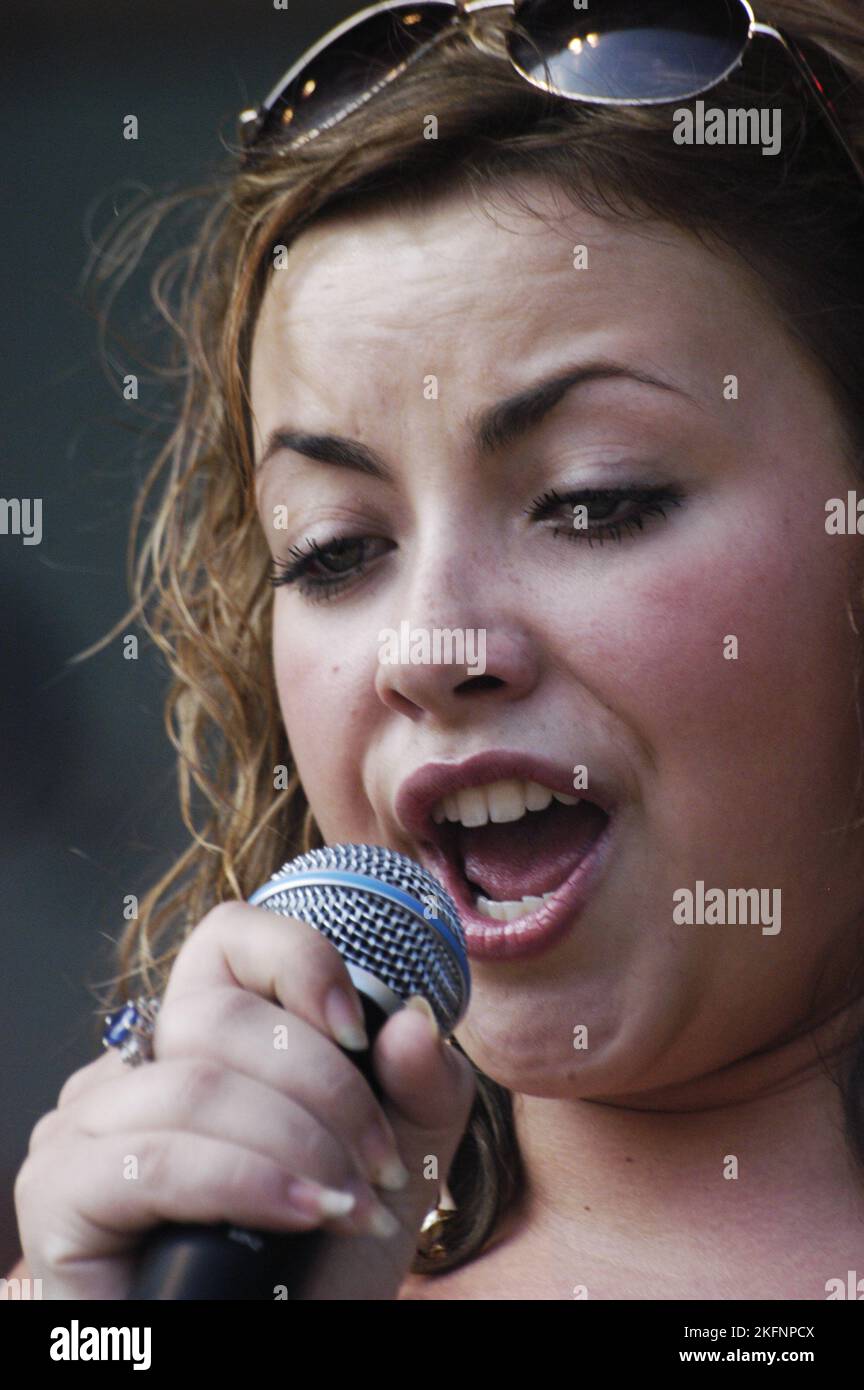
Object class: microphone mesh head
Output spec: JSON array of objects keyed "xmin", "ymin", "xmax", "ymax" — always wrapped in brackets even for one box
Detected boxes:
[{"xmin": 251, "ymin": 844, "xmax": 469, "ymax": 1034}]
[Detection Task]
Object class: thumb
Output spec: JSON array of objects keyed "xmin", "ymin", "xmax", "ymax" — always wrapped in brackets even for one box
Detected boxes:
[
  {"xmin": 295, "ymin": 998, "xmax": 477, "ymax": 1299},
  {"xmin": 370, "ymin": 996, "xmax": 477, "ymax": 1226}
]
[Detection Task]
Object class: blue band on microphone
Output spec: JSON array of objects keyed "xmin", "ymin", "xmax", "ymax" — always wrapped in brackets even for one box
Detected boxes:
[{"xmin": 249, "ymin": 868, "xmax": 470, "ymax": 998}]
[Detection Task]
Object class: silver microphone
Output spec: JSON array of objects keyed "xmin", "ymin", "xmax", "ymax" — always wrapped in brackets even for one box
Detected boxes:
[
  {"xmin": 249, "ymin": 842, "xmax": 470, "ymax": 1033},
  {"xmin": 130, "ymin": 843, "xmax": 470, "ymax": 1300}
]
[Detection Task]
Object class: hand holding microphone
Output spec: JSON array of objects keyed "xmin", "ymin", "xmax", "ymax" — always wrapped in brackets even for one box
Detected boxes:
[{"xmin": 13, "ymin": 846, "xmax": 476, "ymax": 1300}]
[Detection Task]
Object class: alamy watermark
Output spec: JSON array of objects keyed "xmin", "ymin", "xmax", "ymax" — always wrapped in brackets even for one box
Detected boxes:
[
  {"xmin": 0, "ymin": 497, "xmax": 41, "ymax": 545},
  {"xmin": 673, "ymin": 100, "xmax": 782, "ymax": 158},
  {"xmin": 673, "ymin": 881, "xmax": 781, "ymax": 935},
  {"xmin": 0, "ymin": 1276, "xmax": 43, "ymax": 1299},
  {"xmin": 826, "ymin": 492, "xmax": 864, "ymax": 533},
  {"xmin": 378, "ymin": 621, "xmax": 486, "ymax": 676},
  {"xmin": 50, "ymin": 1320, "xmax": 151, "ymax": 1370},
  {"xmin": 825, "ymin": 1270, "xmax": 864, "ymax": 1299}
]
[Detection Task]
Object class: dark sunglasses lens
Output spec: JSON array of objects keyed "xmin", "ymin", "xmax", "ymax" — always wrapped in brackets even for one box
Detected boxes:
[
  {"xmin": 258, "ymin": 3, "xmax": 457, "ymax": 146},
  {"xmin": 509, "ymin": 0, "xmax": 751, "ymax": 102}
]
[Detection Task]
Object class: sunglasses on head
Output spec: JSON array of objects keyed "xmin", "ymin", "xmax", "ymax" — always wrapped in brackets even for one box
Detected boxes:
[{"xmin": 237, "ymin": 0, "xmax": 864, "ymax": 189}]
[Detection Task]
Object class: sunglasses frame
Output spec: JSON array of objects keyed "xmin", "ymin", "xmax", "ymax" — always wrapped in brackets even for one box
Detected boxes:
[{"xmin": 237, "ymin": 0, "xmax": 864, "ymax": 188}]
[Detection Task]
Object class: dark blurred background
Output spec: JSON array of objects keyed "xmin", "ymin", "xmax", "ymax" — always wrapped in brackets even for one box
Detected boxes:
[{"xmin": 1, "ymin": 0, "xmax": 353, "ymax": 1276}]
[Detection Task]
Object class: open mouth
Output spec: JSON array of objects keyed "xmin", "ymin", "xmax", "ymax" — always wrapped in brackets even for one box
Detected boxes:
[{"xmin": 421, "ymin": 779, "xmax": 613, "ymax": 957}]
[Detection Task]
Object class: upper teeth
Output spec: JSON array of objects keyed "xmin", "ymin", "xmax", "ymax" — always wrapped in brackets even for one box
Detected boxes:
[{"xmin": 431, "ymin": 779, "xmax": 579, "ymax": 828}]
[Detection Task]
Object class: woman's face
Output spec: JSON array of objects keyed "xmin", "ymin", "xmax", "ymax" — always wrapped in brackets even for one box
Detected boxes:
[{"xmin": 250, "ymin": 178, "xmax": 864, "ymax": 1102}]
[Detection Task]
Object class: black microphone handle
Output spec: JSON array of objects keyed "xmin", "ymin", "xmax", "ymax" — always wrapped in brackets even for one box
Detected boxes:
[{"xmin": 129, "ymin": 994, "xmax": 390, "ymax": 1300}]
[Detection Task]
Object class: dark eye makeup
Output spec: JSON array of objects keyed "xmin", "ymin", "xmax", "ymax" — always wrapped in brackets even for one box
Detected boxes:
[{"xmin": 268, "ymin": 483, "xmax": 685, "ymax": 601}]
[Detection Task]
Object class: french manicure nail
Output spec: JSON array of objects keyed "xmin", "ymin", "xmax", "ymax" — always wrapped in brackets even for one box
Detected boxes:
[
  {"xmin": 284, "ymin": 1179, "xmax": 357, "ymax": 1218},
  {"xmin": 360, "ymin": 1122, "xmax": 411, "ymax": 1191},
  {"xmin": 325, "ymin": 985, "xmax": 369, "ymax": 1051},
  {"xmin": 374, "ymin": 1156, "xmax": 411, "ymax": 1192},
  {"xmin": 405, "ymin": 994, "xmax": 439, "ymax": 1041},
  {"xmin": 365, "ymin": 1200, "xmax": 401, "ymax": 1239}
]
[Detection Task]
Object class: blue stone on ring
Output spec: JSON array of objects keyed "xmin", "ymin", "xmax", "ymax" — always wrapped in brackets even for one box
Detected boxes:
[
  {"xmin": 103, "ymin": 1002, "xmax": 139, "ymax": 1048},
  {"xmin": 102, "ymin": 996, "xmax": 160, "ymax": 1064}
]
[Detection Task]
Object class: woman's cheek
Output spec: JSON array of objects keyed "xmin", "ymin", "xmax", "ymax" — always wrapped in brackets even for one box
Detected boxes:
[
  {"xmin": 568, "ymin": 534, "xmax": 806, "ymax": 771},
  {"xmin": 272, "ymin": 615, "xmax": 381, "ymax": 837},
  {"xmin": 588, "ymin": 516, "xmax": 857, "ymax": 833}
]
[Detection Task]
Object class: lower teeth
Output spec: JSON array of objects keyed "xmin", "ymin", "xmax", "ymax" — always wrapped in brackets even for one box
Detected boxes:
[{"xmin": 474, "ymin": 889, "xmax": 555, "ymax": 923}]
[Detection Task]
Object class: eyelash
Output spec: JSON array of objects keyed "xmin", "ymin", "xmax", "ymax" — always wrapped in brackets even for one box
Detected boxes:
[
  {"xmin": 268, "ymin": 485, "xmax": 684, "ymax": 599},
  {"xmin": 269, "ymin": 535, "xmax": 393, "ymax": 602},
  {"xmin": 525, "ymin": 484, "xmax": 685, "ymax": 543}
]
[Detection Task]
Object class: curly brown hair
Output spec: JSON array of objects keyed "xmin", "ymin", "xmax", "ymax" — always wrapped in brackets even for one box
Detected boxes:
[{"xmin": 73, "ymin": 0, "xmax": 864, "ymax": 1278}]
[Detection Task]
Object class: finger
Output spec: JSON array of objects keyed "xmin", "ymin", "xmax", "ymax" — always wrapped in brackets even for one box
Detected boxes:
[
  {"xmin": 336, "ymin": 1003, "xmax": 479, "ymax": 1247},
  {"xmin": 34, "ymin": 1056, "xmax": 400, "ymax": 1196},
  {"xmin": 164, "ymin": 903, "xmax": 369, "ymax": 1052},
  {"xmin": 153, "ymin": 992, "xmax": 407, "ymax": 1188},
  {"xmin": 373, "ymin": 1003, "xmax": 477, "ymax": 1134},
  {"xmin": 56, "ymin": 1048, "xmax": 129, "ymax": 1109},
  {"xmin": 16, "ymin": 1129, "xmax": 395, "ymax": 1255},
  {"xmin": 289, "ymin": 1012, "xmax": 477, "ymax": 1301}
]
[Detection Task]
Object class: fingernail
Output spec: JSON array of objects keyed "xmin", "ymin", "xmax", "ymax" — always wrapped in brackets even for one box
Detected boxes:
[
  {"xmin": 284, "ymin": 1179, "xmax": 357, "ymax": 1218},
  {"xmin": 325, "ymin": 986, "xmax": 369, "ymax": 1052},
  {"xmin": 364, "ymin": 1199, "xmax": 401, "ymax": 1239},
  {"xmin": 375, "ymin": 1156, "xmax": 411, "ymax": 1192},
  {"xmin": 405, "ymin": 994, "xmax": 439, "ymax": 1040},
  {"xmin": 359, "ymin": 1121, "xmax": 411, "ymax": 1191}
]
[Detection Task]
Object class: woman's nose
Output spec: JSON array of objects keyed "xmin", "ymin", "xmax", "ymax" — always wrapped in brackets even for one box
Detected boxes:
[{"xmin": 373, "ymin": 567, "xmax": 539, "ymax": 721}]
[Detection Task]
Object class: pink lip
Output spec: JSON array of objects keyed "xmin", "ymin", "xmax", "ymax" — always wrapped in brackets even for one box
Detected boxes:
[{"xmin": 394, "ymin": 750, "xmax": 618, "ymax": 962}]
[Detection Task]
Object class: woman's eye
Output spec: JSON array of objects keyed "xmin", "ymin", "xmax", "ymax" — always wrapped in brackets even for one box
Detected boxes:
[
  {"xmin": 526, "ymin": 484, "xmax": 685, "ymax": 543},
  {"xmin": 269, "ymin": 486, "xmax": 683, "ymax": 602},
  {"xmin": 269, "ymin": 534, "xmax": 393, "ymax": 599}
]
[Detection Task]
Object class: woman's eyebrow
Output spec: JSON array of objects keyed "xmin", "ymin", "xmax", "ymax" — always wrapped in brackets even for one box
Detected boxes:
[{"xmin": 255, "ymin": 358, "xmax": 700, "ymax": 479}]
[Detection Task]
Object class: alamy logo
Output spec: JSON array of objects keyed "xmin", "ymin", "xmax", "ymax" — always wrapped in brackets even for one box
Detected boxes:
[
  {"xmin": 0, "ymin": 497, "xmax": 42, "ymax": 545},
  {"xmin": 50, "ymin": 1320, "xmax": 151, "ymax": 1370},
  {"xmin": 673, "ymin": 881, "xmax": 781, "ymax": 935},
  {"xmin": 377, "ymin": 621, "xmax": 486, "ymax": 676},
  {"xmin": 825, "ymin": 1270, "xmax": 864, "ymax": 1299},
  {"xmin": 0, "ymin": 1276, "xmax": 42, "ymax": 1299},
  {"xmin": 673, "ymin": 100, "xmax": 781, "ymax": 157},
  {"xmin": 825, "ymin": 492, "xmax": 864, "ymax": 533}
]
